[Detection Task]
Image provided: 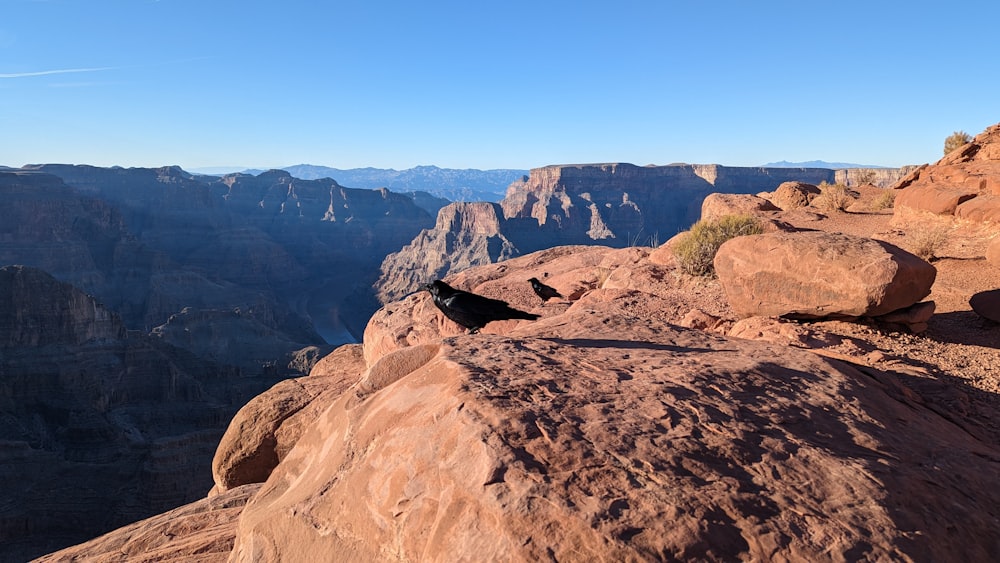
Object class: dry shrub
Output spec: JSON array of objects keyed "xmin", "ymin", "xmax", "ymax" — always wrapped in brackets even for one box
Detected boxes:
[
  {"xmin": 871, "ymin": 190, "xmax": 896, "ymax": 211},
  {"xmin": 673, "ymin": 214, "xmax": 764, "ymax": 277},
  {"xmin": 594, "ymin": 266, "xmax": 613, "ymax": 287},
  {"xmin": 910, "ymin": 226, "xmax": 949, "ymax": 261},
  {"xmin": 815, "ymin": 182, "xmax": 855, "ymax": 213}
]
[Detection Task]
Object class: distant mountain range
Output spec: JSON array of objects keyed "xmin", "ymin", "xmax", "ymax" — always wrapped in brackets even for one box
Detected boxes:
[
  {"xmin": 190, "ymin": 165, "xmax": 528, "ymax": 203},
  {"xmin": 762, "ymin": 160, "xmax": 890, "ymax": 169}
]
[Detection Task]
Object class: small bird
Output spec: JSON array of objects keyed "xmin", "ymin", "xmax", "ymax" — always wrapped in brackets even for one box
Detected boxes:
[
  {"xmin": 420, "ymin": 280, "xmax": 539, "ymax": 333},
  {"xmin": 528, "ymin": 277, "xmax": 562, "ymax": 302}
]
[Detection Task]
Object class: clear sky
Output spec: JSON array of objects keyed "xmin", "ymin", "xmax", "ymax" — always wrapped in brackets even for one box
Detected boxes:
[{"xmin": 2, "ymin": 0, "xmax": 997, "ymax": 171}]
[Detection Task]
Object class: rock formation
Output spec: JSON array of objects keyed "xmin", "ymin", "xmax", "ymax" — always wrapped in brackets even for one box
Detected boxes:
[
  {"xmin": 988, "ymin": 236, "xmax": 1000, "ymax": 267},
  {"xmin": 376, "ymin": 202, "xmax": 522, "ymax": 302},
  {"xmin": 18, "ymin": 165, "xmax": 435, "ymax": 343},
  {"xmin": 36, "ymin": 217, "xmax": 1000, "ymax": 561},
  {"xmin": 714, "ymin": 231, "xmax": 936, "ymax": 320},
  {"xmin": 31, "ymin": 484, "xmax": 263, "ymax": 563},
  {"xmin": 892, "ymin": 122, "xmax": 1000, "ymax": 225},
  {"xmin": 280, "ymin": 163, "xmax": 528, "ymax": 202},
  {"xmin": 376, "ymin": 163, "xmax": 850, "ymax": 302},
  {"xmin": 768, "ymin": 181, "xmax": 822, "ymax": 210},
  {"xmin": 970, "ymin": 289, "xmax": 1000, "ymax": 323},
  {"xmin": 833, "ymin": 165, "xmax": 920, "ymax": 187}
]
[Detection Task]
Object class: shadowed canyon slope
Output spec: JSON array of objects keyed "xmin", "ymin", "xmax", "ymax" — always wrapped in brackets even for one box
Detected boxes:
[
  {"xmin": 0, "ymin": 266, "xmax": 289, "ymax": 560},
  {"xmin": 6, "ymin": 165, "xmax": 436, "ymax": 351},
  {"xmin": 0, "ymin": 166, "xmax": 433, "ymax": 560}
]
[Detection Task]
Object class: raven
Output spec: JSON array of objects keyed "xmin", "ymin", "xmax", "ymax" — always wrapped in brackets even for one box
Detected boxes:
[
  {"xmin": 528, "ymin": 277, "xmax": 563, "ymax": 302},
  {"xmin": 420, "ymin": 280, "xmax": 539, "ymax": 333}
]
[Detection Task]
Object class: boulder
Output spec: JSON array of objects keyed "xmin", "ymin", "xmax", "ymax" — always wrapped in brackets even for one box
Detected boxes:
[
  {"xmin": 212, "ymin": 368, "xmax": 362, "ymax": 492},
  {"xmin": 700, "ymin": 192, "xmax": 779, "ymax": 222},
  {"xmin": 895, "ymin": 184, "xmax": 980, "ymax": 215},
  {"xmin": 769, "ymin": 181, "xmax": 821, "ymax": 210},
  {"xmin": 970, "ymin": 290, "xmax": 1000, "ymax": 323},
  {"xmin": 956, "ymin": 194, "xmax": 1000, "ymax": 223},
  {"xmin": 873, "ymin": 300, "xmax": 936, "ymax": 333},
  {"xmin": 714, "ymin": 231, "xmax": 936, "ymax": 319}
]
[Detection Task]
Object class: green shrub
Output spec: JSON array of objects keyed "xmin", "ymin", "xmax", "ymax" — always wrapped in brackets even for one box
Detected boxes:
[{"xmin": 673, "ymin": 214, "xmax": 765, "ymax": 277}]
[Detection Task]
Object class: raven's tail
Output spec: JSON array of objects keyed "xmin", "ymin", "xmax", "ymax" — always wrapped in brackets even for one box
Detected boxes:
[{"xmin": 510, "ymin": 309, "xmax": 540, "ymax": 321}]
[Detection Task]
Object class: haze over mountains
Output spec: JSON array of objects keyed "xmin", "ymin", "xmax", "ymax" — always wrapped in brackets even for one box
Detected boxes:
[{"xmin": 762, "ymin": 159, "xmax": 890, "ymax": 169}]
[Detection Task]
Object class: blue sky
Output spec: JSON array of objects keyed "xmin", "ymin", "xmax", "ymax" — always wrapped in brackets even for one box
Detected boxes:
[{"xmin": 2, "ymin": 0, "xmax": 997, "ymax": 171}]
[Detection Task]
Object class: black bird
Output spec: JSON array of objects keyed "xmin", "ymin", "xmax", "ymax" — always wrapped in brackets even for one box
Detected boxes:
[
  {"xmin": 528, "ymin": 277, "xmax": 562, "ymax": 302},
  {"xmin": 420, "ymin": 280, "xmax": 539, "ymax": 333}
]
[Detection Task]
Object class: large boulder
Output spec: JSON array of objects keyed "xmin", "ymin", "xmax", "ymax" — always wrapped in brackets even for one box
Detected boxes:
[
  {"xmin": 714, "ymin": 231, "xmax": 936, "ymax": 319},
  {"xmin": 970, "ymin": 289, "xmax": 1000, "ymax": 323},
  {"xmin": 768, "ymin": 181, "xmax": 821, "ymax": 210},
  {"xmin": 700, "ymin": 192, "xmax": 779, "ymax": 222},
  {"xmin": 211, "ymin": 357, "xmax": 363, "ymax": 492},
  {"xmin": 228, "ymin": 305, "xmax": 1000, "ymax": 562}
]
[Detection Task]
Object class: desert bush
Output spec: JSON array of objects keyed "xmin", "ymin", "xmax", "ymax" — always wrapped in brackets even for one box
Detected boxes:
[
  {"xmin": 673, "ymin": 214, "xmax": 764, "ymax": 277},
  {"xmin": 910, "ymin": 226, "xmax": 949, "ymax": 261},
  {"xmin": 871, "ymin": 190, "xmax": 896, "ymax": 211},
  {"xmin": 944, "ymin": 130, "xmax": 972, "ymax": 155},
  {"xmin": 815, "ymin": 182, "xmax": 854, "ymax": 213},
  {"xmin": 594, "ymin": 266, "xmax": 613, "ymax": 287}
]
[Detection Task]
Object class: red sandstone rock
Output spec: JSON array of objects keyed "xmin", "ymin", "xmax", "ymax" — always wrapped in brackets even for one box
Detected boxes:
[
  {"xmin": 768, "ymin": 181, "xmax": 821, "ymax": 210},
  {"xmin": 700, "ymin": 192, "xmax": 779, "ymax": 222},
  {"xmin": 34, "ymin": 484, "xmax": 260, "ymax": 563},
  {"xmin": 308, "ymin": 343, "xmax": 365, "ymax": 377},
  {"xmin": 895, "ymin": 183, "xmax": 980, "ymax": 215},
  {"xmin": 970, "ymin": 289, "xmax": 1000, "ymax": 322},
  {"xmin": 212, "ymin": 366, "xmax": 362, "ymax": 492},
  {"xmin": 873, "ymin": 300, "xmax": 936, "ymax": 333},
  {"xmin": 41, "ymin": 231, "xmax": 1000, "ymax": 561},
  {"xmin": 893, "ymin": 122, "xmax": 1000, "ymax": 223},
  {"xmin": 714, "ymin": 231, "xmax": 936, "ymax": 318},
  {"xmin": 988, "ymin": 237, "xmax": 1000, "ymax": 266},
  {"xmin": 956, "ymin": 193, "xmax": 1000, "ymax": 223},
  {"xmin": 228, "ymin": 305, "xmax": 1000, "ymax": 562}
]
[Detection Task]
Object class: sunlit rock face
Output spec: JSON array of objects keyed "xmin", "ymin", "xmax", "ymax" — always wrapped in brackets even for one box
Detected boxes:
[
  {"xmin": 376, "ymin": 162, "xmax": 842, "ymax": 303},
  {"xmin": 893, "ymin": 122, "xmax": 1000, "ymax": 223}
]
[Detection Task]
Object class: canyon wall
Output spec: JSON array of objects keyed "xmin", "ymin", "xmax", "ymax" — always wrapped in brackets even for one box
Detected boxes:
[
  {"xmin": 18, "ymin": 165, "xmax": 435, "ymax": 345},
  {"xmin": 377, "ymin": 163, "xmax": 891, "ymax": 301},
  {"xmin": 0, "ymin": 266, "xmax": 285, "ymax": 561},
  {"xmin": 0, "ymin": 166, "xmax": 434, "ymax": 558}
]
